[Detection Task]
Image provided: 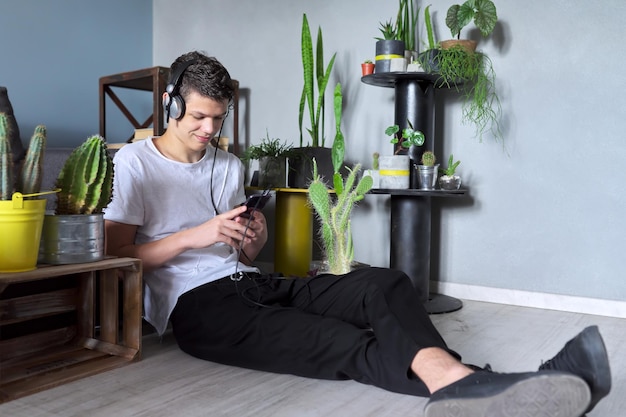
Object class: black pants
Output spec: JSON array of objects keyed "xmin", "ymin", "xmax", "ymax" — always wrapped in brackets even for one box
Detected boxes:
[{"xmin": 170, "ymin": 267, "xmax": 460, "ymax": 397}]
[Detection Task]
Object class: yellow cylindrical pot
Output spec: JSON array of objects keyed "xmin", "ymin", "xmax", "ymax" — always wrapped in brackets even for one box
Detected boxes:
[
  {"xmin": 0, "ymin": 194, "xmax": 46, "ymax": 273},
  {"xmin": 274, "ymin": 189, "xmax": 312, "ymax": 277}
]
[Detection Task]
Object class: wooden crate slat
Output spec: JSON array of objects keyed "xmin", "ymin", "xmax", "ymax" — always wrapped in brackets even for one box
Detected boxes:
[
  {"xmin": 80, "ymin": 337, "xmax": 139, "ymax": 360},
  {"xmin": 0, "ymin": 354, "xmax": 131, "ymax": 402},
  {"xmin": 0, "ymin": 326, "xmax": 77, "ymax": 363},
  {"xmin": 0, "ymin": 288, "xmax": 77, "ymax": 325}
]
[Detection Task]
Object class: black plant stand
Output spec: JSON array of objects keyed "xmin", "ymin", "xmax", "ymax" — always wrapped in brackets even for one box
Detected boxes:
[{"xmin": 363, "ymin": 73, "xmax": 464, "ymax": 314}]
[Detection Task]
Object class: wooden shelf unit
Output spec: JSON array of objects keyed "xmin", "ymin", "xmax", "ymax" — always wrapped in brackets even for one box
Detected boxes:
[{"xmin": 0, "ymin": 257, "xmax": 143, "ymax": 403}]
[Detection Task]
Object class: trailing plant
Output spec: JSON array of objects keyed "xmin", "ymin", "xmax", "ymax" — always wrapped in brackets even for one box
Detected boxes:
[
  {"xmin": 446, "ymin": 0, "xmax": 497, "ymax": 39},
  {"xmin": 421, "ymin": 151, "xmax": 436, "ymax": 166},
  {"xmin": 440, "ymin": 154, "xmax": 461, "ymax": 176},
  {"xmin": 299, "ymin": 13, "xmax": 336, "ymax": 148},
  {"xmin": 240, "ymin": 131, "xmax": 294, "ymax": 164},
  {"xmin": 0, "ymin": 113, "xmax": 46, "ymax": 200},
  {"xmin": 54, "ymin": 134, "xmax": 113, "ymax": 215},
  {"xmin": 385, "ymin": 120, "xmax": 425, "ymax": 154},
  {"xmin": 308, "ymin": 161, "xmax": 373, "ymax": 275},
  {"xmin": 437, "ymin": 45, "xmax": 501, "ymax": 141}
]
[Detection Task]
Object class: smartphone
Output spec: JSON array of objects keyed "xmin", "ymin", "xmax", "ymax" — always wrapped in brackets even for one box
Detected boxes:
[{"xmin": 239, "ymin": 193, "xmax": 272, "ymax": 218}]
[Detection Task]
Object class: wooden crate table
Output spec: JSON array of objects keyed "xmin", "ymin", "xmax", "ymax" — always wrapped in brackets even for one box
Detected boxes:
[{"xmin": 0, "ymin": 257, "xmax": 142, "ymax": 403}]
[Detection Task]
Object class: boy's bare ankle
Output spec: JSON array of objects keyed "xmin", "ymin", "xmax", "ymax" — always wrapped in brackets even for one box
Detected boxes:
[{"xmin": 411, "ymin": 347, "xmax": 475, "ymax": 394}]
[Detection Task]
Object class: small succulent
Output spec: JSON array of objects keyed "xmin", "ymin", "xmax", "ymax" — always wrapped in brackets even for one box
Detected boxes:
[
  {"xmin": 441, "ymin": 154, "xmax": 461, "ymax": 176},
  {"xmin": 421, "ymin": 151, "xmax": 436, "ymax": 166},
  {"xmin": 376, "ymin": 19, "xmax": 397, "ymax": 41},
  {"xmin": 372, "ymin": 152, "xmax": 380, "ymax": 170}
]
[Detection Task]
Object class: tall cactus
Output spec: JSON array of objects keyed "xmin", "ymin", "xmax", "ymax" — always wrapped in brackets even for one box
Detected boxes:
[
  {"xmin": 0, "ymin": 114, "xmax": 13, "ymax": 200},
  {"xmin": 18, "ymin": 125, "xmax": 46, "ymax": 195},
  {"xmin": 55, "ymin": 134, "xmax": 113, "ymax": 215},
  {"xmin": 1, "ymin": 112, "xmax": 46, "ymax": 200},
  {"xmin": 308, "ymin": 160, "xmax": 373, "ymax": 275}
]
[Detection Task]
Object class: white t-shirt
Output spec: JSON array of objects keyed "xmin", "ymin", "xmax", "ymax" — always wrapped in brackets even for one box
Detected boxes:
[{"xmin": 104, "ymin": 138, "xmax": 259, "ymax": 335}]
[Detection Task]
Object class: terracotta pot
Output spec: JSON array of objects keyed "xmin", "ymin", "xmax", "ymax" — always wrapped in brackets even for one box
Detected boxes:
[
  {"xmin": 440, "ymin": 39, "xmax": 478, "ymax": 53},
  {"xmin": 361, "ymin": 62, "xmax": 375, "ymax": 76}
]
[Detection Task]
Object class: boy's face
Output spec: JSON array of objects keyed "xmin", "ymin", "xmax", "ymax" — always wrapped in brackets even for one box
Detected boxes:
[{"xmin": 172, "ymin": 90, "xmax": 229, "ymax": 153}]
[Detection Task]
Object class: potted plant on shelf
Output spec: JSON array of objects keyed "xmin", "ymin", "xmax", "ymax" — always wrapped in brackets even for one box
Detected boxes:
[
  {"xmin": 439, "ymin": 154, "xmax": 462, "ymax": 190},
  {"xmin": 289, "ymin": 13, "xmax": 337, "ymax": 189},
  {"xmin": 380, "ymin": 121, "xmax": 426, "ymax": 189},
  {"xmin": 374, "ymin": 19, "xmax": 404, "ymax": 73},
  {"xmin": 241, "ymin": 131, "xmax": 294, "ymax": 188},
  {"xmin": 416, "ymin": 150, "xmax": 438, "ymax": 190},
  {"xmin": 442, "ymin": 0, "xmax": 497, "ymax": 52},
  {"xmin": 361, "ymin": 59, "xmax": 375, "ymax": 76},
  {"xmin": 39, "ymin": 134, "xmax": 114, "ymax": 264},
  {"xmin": 0, "ymin": 114, "xmax": 48, "ymax": 272},
  {"xmin": 421, "ymin": 0, "xmax": 501, "ymax": 142}
]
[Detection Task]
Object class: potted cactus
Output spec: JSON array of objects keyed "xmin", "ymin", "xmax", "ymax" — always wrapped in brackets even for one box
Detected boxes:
[
  {"xmin": 416, "ymin": 150, "xmax": 439, "ymax": 190},
  {"xmin": 0, "ymin": 113, "xmax": 48, "ymax": 272},
  {"xmin": 308, "ymin": 161, "xmax": 373, "ymax": 275},
  {"xmin": 39, "ymin": 134, "xmax": 114, "ymax": 264}
]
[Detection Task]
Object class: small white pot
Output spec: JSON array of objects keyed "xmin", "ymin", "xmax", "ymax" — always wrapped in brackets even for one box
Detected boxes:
[
  {"xmin": 389, "ymin": 57, "xmax": 407, "ymax": 72},
  {"xmin": 379, "ymin": 155, "xmax": 410, "ymax": 189}
]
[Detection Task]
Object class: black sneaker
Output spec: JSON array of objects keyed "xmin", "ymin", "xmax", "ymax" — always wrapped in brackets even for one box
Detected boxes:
[
  {"xmin": 539, "ymin": 325, "xmax": 611, "ymax": 413},
  {"xmin": 424, "ymin": 370, "xmax": 590, "ymax": 417}
]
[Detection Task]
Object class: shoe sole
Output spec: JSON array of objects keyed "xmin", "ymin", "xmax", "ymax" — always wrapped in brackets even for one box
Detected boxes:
[{"xmin": 424, "ymin": 373, "xmax": 590, "ymax": 417}]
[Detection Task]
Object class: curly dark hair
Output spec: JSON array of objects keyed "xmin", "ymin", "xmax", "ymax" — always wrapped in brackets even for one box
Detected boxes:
[{"xmin": 169, "ymin": 51, "xmax": 234, "ymax": 104}]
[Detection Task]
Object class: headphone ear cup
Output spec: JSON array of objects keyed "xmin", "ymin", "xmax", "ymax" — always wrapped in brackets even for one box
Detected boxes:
[{"xmin": 169, "ymin": 95, "xmax": 185, "ymax": 120}]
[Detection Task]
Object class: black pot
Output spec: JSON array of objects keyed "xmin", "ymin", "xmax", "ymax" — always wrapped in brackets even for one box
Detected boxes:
[
  {"xmin": 375, "ymin": 40, "xmax": 405, "ymax": 73},
  {"xmin": 287, "ymin": 147, "xmax": 334, "ymax": 189},
  {"xmin": 418, "ymin": 49, "xmax": 440, "ymax": 74}
]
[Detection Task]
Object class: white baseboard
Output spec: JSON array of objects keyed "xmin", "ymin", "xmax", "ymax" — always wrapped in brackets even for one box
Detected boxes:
[{"xmin": 431, "ymin": 281, "xmax": 626, "ymax": 319}]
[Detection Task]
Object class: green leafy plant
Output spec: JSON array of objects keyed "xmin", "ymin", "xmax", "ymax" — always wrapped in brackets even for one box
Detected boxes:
[
  {"xmin": 331, "ymin": 83, "xmax": 345, "ymax": 188},
  {"xmin": 54, "ymin": 135, "xmax": 113, "ymax": 215},
  {"xmin": 240, "ymin": 132, "xmax": 294, "ymax": 164},
  {"xmin": 396, "ymin": 0, "xmax": 419, "ymax": 51},
  {"xmin": 420, "ymin": 151, "xmax": 436, "ymax": 166},
  {"xmin": 446, "ymin": 0, "xmax": 497, "ymax": 39},
  {"xmin": 363, "ymin": 59, "xmax": 373, "ymax": 64},
  {"xmin": 0, "ymin": 113, "xmax": 46, "ymax": 200},
  {"xmin": 424, "ymin": 4, "xmax": 437, "ymax": 50},
  {"xmin": 440, "ymin": 154, "xmax": 461, "ymax": 176},
  {"xmin": 385, "ymin": 120, "xmax": 426, "ymax": 154},
  {"xmin": 299, "ymin": 13, "xmax": 336, "ymax": 148}
]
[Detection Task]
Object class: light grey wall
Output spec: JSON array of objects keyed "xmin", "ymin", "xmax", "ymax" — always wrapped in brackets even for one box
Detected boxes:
[
  {"xmin": 0, "ymin": 0, "xmax": 153, "ymax": 147},
  {"xmin": 153, "ymin": 0, "xmax": 626, "ymax": 302}
]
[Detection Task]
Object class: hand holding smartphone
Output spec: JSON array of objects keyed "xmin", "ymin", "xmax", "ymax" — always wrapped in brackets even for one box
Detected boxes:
[{"xmin": 238, "ymin": 192, "xmax": 272, "ymax": 218}]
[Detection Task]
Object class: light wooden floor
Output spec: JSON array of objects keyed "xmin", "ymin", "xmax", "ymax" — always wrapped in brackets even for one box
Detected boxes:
[{"xmin": 1, "ymin": 300, "xmax": 623, "ymax": 417}]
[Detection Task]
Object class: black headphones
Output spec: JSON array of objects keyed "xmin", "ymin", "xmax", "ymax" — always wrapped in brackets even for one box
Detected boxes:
[{"xmin": 163, "ymin": 59, "xmax": 198, "ymax": 121}]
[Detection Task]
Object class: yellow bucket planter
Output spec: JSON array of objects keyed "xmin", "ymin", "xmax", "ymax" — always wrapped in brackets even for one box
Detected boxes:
[{"xmin": 0, "ymin": 192, "xmax": 46, "ymax": 272}]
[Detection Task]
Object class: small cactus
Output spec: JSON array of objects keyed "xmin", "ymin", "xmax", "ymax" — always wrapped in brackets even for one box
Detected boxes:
[
  {"xmin": 55, "ymin": 134, "xmax": 113, "ymax": 215},
  {"xmin": 0, "ymin": 112, "xmax": 46, "ymax": 200},
  {"xmin": 372, "ymin": 152, "xmax": 380, "ymax": 170},
  {"xmin": 421, "ymin": 151, "xmax": 436, "ymax": 166},
  {"xmin": 308, "ymin": 160, "xmax": 373, "ymax": 275}
]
